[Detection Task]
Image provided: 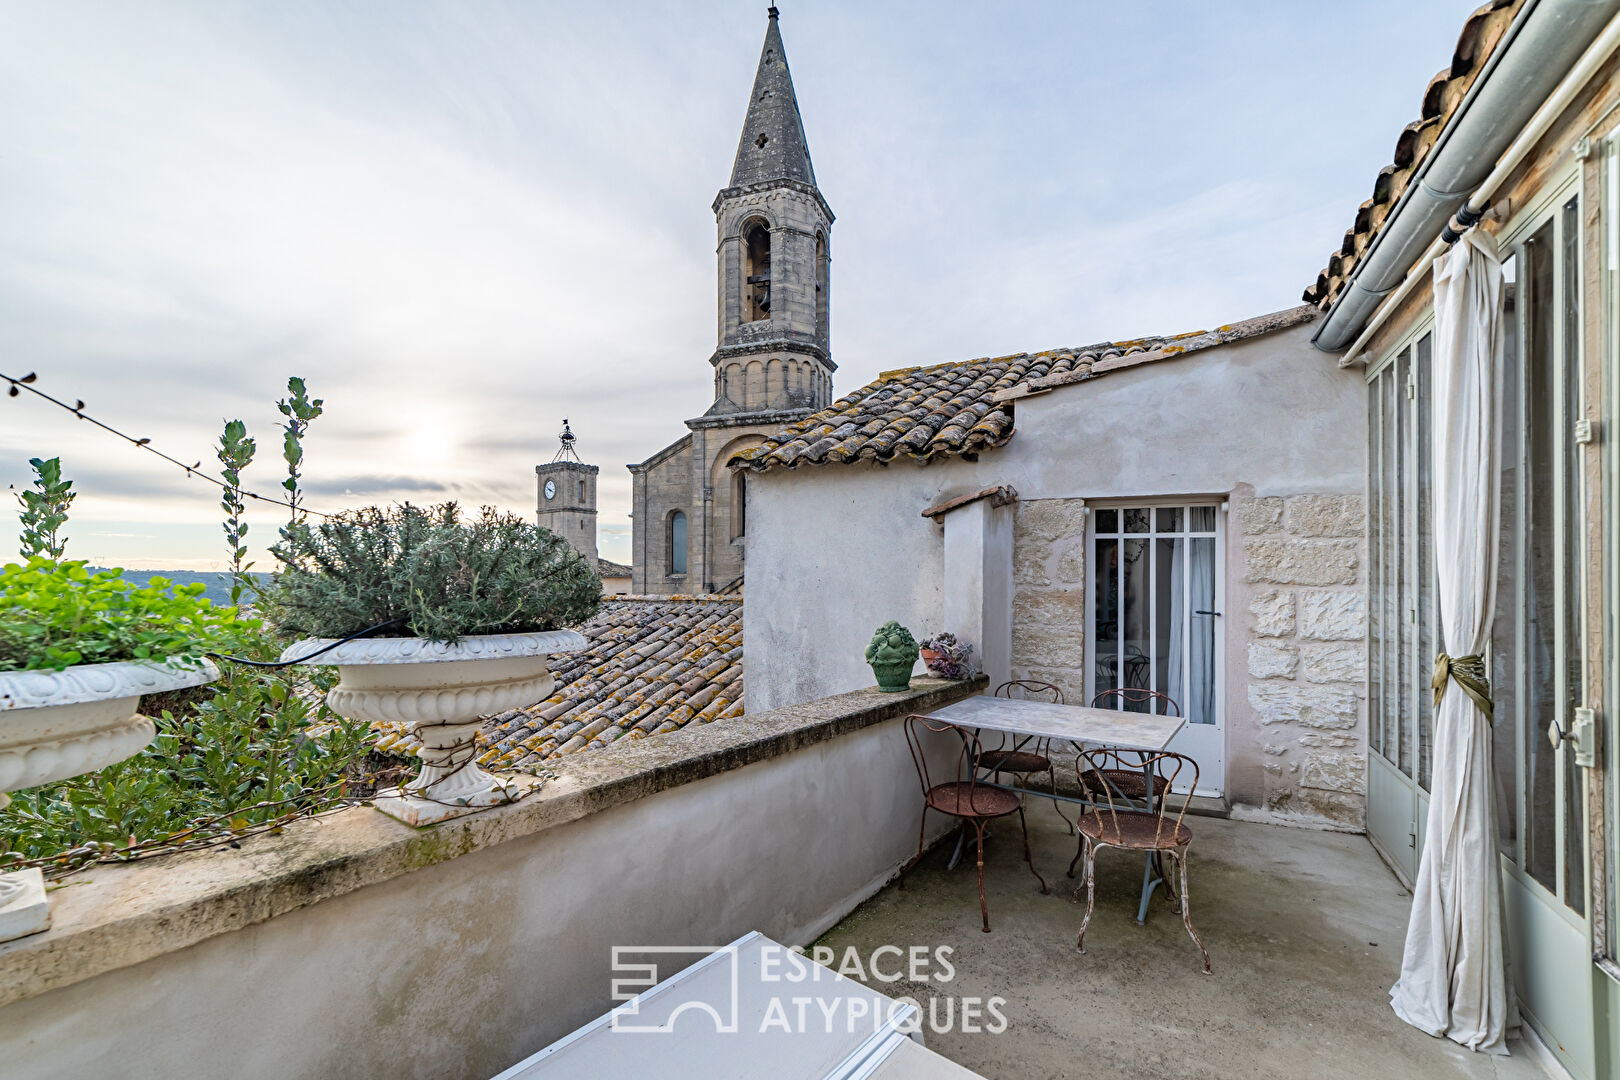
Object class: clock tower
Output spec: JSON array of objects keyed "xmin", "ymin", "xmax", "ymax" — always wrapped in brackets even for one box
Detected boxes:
[{"xmin": 535, "ymin": 419, "xmax": 599, "ymax": 568}]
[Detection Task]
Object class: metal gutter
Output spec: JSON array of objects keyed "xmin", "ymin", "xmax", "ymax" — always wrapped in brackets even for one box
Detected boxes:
[
  {"xmin": 1338, "ymin": 9, "xmax": 1620, "ymax": 366},
  {"xmin": 1312, "ymin": 0, "xmax": 1620, "ymax": 353}
]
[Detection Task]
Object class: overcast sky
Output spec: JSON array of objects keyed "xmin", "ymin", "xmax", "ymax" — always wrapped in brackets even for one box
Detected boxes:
[{"xmin": 0, "ymin": 1, "xmax": 1481, "ymax": 571}]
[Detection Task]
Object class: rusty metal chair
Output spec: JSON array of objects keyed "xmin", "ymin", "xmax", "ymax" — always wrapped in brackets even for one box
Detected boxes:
[
  {"xmin": 900, "ymin": 714, "xmax": 1048, "ymax": 932},
  {"xmin": 1073, "ymin": 747, "xmax": 1210, "ymax": 974},
  {"xmin": 979, "ymin": 680, "xmax": 1071, "ymax": 832},
  {"xmin": 1082, "ymin": 688, "xmax": 1180, "ymax": 803}
]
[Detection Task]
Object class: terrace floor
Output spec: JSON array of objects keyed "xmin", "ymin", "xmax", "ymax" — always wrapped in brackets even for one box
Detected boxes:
[{"xmin": 817, "ymin": 809, "xmax": 1556, "ymax": 1080}]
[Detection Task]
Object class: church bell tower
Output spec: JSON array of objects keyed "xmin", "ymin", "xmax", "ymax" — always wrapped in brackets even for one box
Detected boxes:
[
  {"xmin": 707, "ymin": 5, "xmax": 834, "ymax": 417},
  {"xmin": 535, "ymin": 420, "xmax": 599, "ymax": 568},
  {"xmin": 627, "ymin": 6, "xmax": 835, "ymax": 595}
]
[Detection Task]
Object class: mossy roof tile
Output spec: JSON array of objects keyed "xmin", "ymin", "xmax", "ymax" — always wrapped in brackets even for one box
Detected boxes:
[{"xmin": 364, "ymin": 594, "xmax": 743, "ymax": 773}]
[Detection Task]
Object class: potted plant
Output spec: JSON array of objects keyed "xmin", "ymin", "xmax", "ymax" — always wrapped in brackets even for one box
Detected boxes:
[
  {"xmin": 919, "ymin": 632, "xmax": 975, "ymax": 680},
  {"xmin": 263, "ymin": 503, "xmax": 600, "ymax": 826},
  {"xmin": 865, "ymin": 621, "xmax": 919, "ymax": 693},
  {"xmin": 0, "ymin": 559, "xmax": 233, "ymax": 940}
]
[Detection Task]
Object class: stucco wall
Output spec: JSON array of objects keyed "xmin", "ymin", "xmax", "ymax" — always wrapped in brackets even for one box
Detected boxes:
[
  {"xmin": 743, "ymin": 318, "xmax": 1369, "ymax": 825},
  {"xmin": 0, "ymin": 685, "xmax": 972, "ymax": 1080},
  {"xmin": 745, "ymin": 458, "xmax": 962, "ymax": 710}
]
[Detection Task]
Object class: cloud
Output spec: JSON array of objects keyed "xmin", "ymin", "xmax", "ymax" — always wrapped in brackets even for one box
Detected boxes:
[
  {"xmin": 299, "ymin": 475, "xmax": 451, "ymax": 497},
  {"xmin": 1, "ymin": 0, "xmax": 1486, "ymax": 568}
]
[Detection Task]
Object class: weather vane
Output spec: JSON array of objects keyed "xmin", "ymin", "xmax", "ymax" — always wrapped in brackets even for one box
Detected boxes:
[{"xmin": 553, "ymin": 418, "xmax": 581, "ymax": 463}]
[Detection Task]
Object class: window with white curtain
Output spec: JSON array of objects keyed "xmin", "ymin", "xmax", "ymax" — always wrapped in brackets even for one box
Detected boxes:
[{"xmin": 1089, "ymin": 505, "xmax": 1219, "ymax": 722}]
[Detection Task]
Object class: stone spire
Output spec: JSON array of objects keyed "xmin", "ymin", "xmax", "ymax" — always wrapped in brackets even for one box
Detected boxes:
[{"xmin": 729, "ymin": 7, "xmax": 816, "ymax": 188}]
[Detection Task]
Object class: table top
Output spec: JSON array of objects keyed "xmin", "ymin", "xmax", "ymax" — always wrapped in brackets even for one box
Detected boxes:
[{"xmin": 918, "ymin": 696, "xmax": 1185, "ymax": 751}]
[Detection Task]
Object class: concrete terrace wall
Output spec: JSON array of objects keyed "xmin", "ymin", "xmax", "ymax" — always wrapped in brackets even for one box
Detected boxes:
[
  {"xmin": 0, "ymin": 680, "xmax": 978, "ymax": 1080},
  {"xmin": 743, "ymin": 318, "xmax": 1370, "ymax": 827}
]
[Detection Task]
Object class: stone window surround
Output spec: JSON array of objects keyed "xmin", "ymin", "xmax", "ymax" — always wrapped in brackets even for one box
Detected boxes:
[{"xmin": 0, "ymin": 678, "xmax": 981, "ymax": 1011}]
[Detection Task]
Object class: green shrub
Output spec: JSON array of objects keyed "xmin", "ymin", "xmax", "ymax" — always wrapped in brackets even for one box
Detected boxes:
[
  {"xmin": 261, "ymin": 502, "xmax": 602, "ymax": 643},
  {"xmin": 0, "ymin": 558, "xmax": 259, "ymax": 672},
  {"xmin": 0, "ymin": 664, "xmax": 375, "ymax": 864},
  {"xmin": 15, "ymin": 456, "xmax": 74, "ymax": 559}
]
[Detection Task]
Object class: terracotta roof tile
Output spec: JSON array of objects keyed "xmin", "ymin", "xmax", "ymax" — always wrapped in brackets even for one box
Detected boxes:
[
  {"xmin": 1302, "ymin": 0, "xmax": 1522, "ymax": 309},
  {"xmin": 731, "ymin": 306, "xmax": 1314, "ymax": 473},
  {"xmin": 365, "ymin": 594, "xmax": 743, "ymax": 772}
]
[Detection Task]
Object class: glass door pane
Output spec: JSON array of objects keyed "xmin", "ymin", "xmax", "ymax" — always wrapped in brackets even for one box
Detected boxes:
[
  {"xmin": 1384, "ymin": 365, "xmax": 1401, "ymax": 768},
  {"xmin": 1560, "ymin": 196, "xmax": 1585, "ymax": 915},
  {"xmin": 1396, "ymin": 346, "xmax": 1413, "ymax": 779},
  {"xmin": 1416, "ymin": 333, "xmax": 1436, "ymax": 790},
  {"xmin": 1091, "ymin": 505, "xmax": 1219, "ymax": 722},
  {"xmin": 1187, "ymin": 536, "xmax": 1216, "ymax": 726},
  {"xmin": 1494, "ymin": 252, "xmax": 1522, "ymax": 862},
  {"xmin": 1369, "ymin": 377, "xmax": 1385, "ymax": 759},
  {"xmin": 1094, "ymin": 537, "xmax": 1119, "ymax": 693},
  {"xmin": 1524, "ymin": 219, "xmax": 1559, "ymax": 896}
]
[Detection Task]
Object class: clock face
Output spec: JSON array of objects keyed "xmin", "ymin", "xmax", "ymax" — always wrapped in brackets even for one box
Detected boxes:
[{"xmin": 544, "ymin": 480, "xmax": 556, "ymax": 500}]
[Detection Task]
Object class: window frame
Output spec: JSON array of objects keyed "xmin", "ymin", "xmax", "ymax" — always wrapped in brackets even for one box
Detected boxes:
[
  {"xmin": 1486, "ymin": 167, "xmax": 1587, "ymax": 917},
  {"xmin": 1365, "ymin": 314, "xmax": 1439, "ymax": 791},
  {"xmin": 667, "ymin": 509, "xmax": 688, "ymax": 577},
  {"xmin": 1599, "ymin": 125, "xmax": 1620, "ymax": 964},
  {"xmin": 1081, "ymin": 498, "xmax": 1227, "ymax": 722}
]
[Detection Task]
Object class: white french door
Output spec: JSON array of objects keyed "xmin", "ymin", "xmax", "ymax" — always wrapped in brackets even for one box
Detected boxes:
[
  {"xmin": 1365, "ymin": 174, "xmax": 1599, "ymax": 1078},
  {"xmin": 1087, "ymin": 503, "xmax": 1226, "ymax": 795}
]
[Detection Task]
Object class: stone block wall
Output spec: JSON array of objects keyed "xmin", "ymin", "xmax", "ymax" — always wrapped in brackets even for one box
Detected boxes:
[
  {"xmin": 1009, "ymin": 498, "xmax": 1089, "ymax": 702},
  {"xmin": 1003, "ymin": 491, "xmax": 1368, "ymax": 830},
  {"xmin": 1236, "ymin": 493, "xmax": 1367, "ymax": 825}
]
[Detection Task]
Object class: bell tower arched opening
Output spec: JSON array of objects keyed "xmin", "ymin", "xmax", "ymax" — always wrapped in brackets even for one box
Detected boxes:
[{"xmin": 743, "ymin": 218, "xmax": 772, "ymax": 322}]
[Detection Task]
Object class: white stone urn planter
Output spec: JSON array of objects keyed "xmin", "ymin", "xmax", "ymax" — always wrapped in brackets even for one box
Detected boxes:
[
  {"xmin": 0, "ymin": 657, "xmax": 220, "ymax": 942},
  {"xmin": 281, "ymin": 630, "xmax": 587, "ymax": 828}
]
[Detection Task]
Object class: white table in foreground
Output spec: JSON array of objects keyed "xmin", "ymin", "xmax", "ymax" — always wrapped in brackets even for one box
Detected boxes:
[
  {"xmin": 917, "ymin": 696, "xmax": 1184, "ymax": 751},
  {"xmin": 491, "ymin": 931, "xmax": 985, "ymax": 1080}
]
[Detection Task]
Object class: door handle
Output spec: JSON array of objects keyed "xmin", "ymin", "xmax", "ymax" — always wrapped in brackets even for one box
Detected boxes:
[{"xmin": 1548, "ymin": 707, "xmax": 1599, "ymax": 768}]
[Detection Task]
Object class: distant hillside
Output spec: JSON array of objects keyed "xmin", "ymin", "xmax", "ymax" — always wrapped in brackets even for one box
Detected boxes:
[{"xmin": 96, "ymin": 569, "xmax": 272, "ymax": 607}]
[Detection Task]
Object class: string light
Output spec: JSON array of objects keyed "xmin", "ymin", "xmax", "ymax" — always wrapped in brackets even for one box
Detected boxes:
[{"xmin": 3, "ymin": 369, "xmax": 333, "ymax": 519}]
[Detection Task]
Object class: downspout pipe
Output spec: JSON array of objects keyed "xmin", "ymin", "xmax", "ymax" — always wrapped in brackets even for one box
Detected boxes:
[{"xmin": 1312, "ymin": 0, "xmax": 1620, "ymax": 353}]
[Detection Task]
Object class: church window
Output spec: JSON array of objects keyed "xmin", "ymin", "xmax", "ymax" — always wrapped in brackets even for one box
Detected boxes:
[
  {"xmin": 731, "ymin": 472, "xmax": 747, "ymax": 540},
  {"xmin": 668, "ymin": 511, "xmax": 687, "ymax": 575},
  {"xmin": 755, "ymin": 132, "xmax": 769, "ymax": 148},
  {"xmin": 744, "ymin": 219, "xmax": 771, "ymax": 322},
  {"xmin": 815, "ymin": 230, "xmax": 829, "ymax": 344},
  {"xmin": 577, "ymin": 479, "xmax": 585, "ymax": 502}
]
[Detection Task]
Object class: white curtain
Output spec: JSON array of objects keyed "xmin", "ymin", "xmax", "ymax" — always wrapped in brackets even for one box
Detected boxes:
[
  {"xmin": 1165, "ymin": 537, "xmax": 1216, "ymax": 725},
  {"xmin": 1188, "ymin": 538, "xmax": 1215, "ymax": 725},
  {"xmin": 1389, "ymin": 230, "xmax": 1511, "ymax": 1054},
  {"xmin": 1167, "ymin": 539, "xmax": 1185, "ymax": 711}
]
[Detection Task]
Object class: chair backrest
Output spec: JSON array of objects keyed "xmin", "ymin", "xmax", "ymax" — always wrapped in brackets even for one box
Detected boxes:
[
  {"xmin": 903, "ymin": 714, "xmax": 1005, "ymax": 817},
  {"xmin": 1089, "ymin": 687, "xmax": 1180, "ymax": 716},
  {"xmin": 993, "ymin": 680, "xmax": 1064, "ymax": 703},
  {"xmin": 1076, "ymin": 746, "xmax": 1199, "ymax": 845}
]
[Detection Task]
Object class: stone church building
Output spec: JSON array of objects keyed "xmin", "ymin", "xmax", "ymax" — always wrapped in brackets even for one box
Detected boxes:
[{"xmin": 628, "ymin": 8, "xmax": 833, "ymax": 594}]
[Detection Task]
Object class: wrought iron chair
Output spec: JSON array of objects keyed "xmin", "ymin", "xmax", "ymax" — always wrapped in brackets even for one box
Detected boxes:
[
  {"xmin": 900, "ymin": 714, "xmax": 1048, "ymax": 932},
  {"xmin": 1070, "ymin": 689, "xmax": 1182, "ymax": 886},
  {"xmin": 1083, "ymin": 688, "xmax": 1180, "ymax": 802},
  {"xmin": 1073, "ymin": 747, "xmax": 1210, "ymax": 974},
  {"xmin": 978, "ymin": 680, "xmax": 1072, "ymax": 832}
]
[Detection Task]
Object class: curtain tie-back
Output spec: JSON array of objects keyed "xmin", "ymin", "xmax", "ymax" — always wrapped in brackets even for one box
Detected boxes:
[{"xmin": 1432, "ymin": 652, "xmax": 1493, "ymax": 722}]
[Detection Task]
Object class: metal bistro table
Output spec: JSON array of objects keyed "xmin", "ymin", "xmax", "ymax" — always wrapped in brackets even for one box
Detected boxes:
[{"xmin": 916, "ymin": 695, "xmax": 1185, "ymax": 923}]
